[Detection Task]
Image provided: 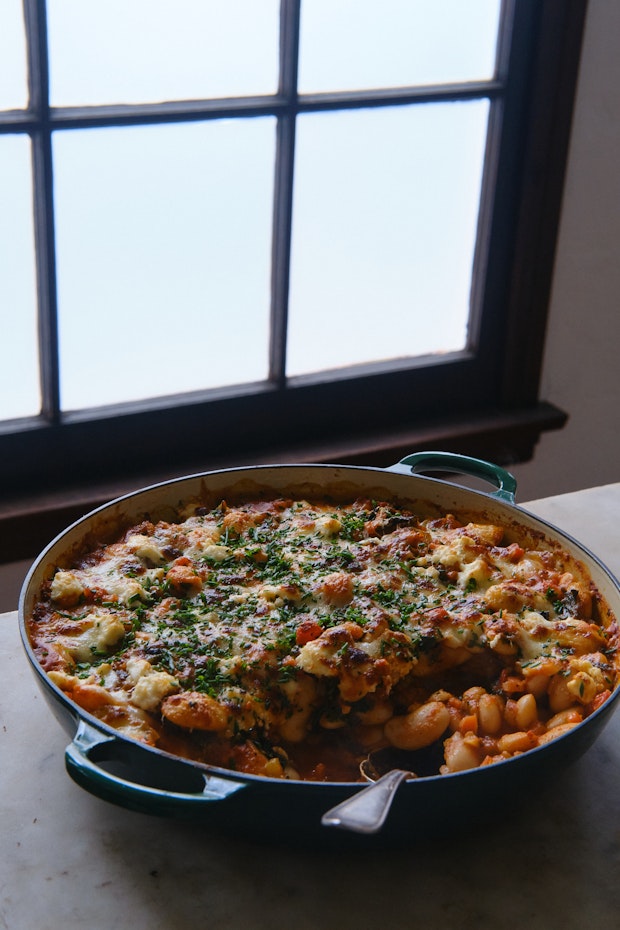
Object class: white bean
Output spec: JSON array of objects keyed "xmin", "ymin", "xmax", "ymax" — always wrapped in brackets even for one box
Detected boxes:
[
  {"xmin": 548, "ymin": 675, "xmax": 574, "ymax": 712},
  {"xmin": 462, "ymin": 686, "xmax": 486, "ymax": 712},
  {"xmin": 546, "ymin": 707, "xmax": 583, "ymax": 730},
  {"xmin": 537, "ymin": 722, "xmax": 579, "ymax": 744},
  {"xmin": 526, "ymin": 672, "xmax": 551, "ymax": 699},
  {"xmin": 442, "ymin": 732, "xmax": 481, "ymax": 773},
  {"xmin": 497, "ymin": 730, "xmax": 537, "ymax": 754},
  {"xmin": 515, "ymin": 693, "xmax": 538, "ymax": 730},
  {"xmin": 384, "ymin": 700, "xmax": 450, "ymax": 751},
  {"xmin": 478, "ymin": 693, "xmax": 504, "ymax": 735}
]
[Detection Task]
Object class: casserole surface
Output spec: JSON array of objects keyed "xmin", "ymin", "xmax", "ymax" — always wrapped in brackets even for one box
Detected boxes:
[{"xmin": 26, "ymin": 475, "xmax": 620, "ymax": 784}]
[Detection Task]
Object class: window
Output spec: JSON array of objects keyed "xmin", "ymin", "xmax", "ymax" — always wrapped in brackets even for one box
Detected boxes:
[{"xmin": 0, "ymin": 1, "xmax": 585, "ymax": 511}]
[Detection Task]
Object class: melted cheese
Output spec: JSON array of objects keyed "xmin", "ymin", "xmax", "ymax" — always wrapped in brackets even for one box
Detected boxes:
[
  {"xmin": 50, "ymin": 570, "xmax": 84, "ymax": 607},
  {"xmin": 60, "ymin": 610, "xmax": 125, "ymax": 662},
  {"xmin": 29, "ymin": 495, "xmax": 618, "ymax": 782}
]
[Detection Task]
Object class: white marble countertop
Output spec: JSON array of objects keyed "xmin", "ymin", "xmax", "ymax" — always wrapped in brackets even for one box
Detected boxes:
[{"xmin": 1, "ymin": 483, "xmax": 620, "ymax": 929}]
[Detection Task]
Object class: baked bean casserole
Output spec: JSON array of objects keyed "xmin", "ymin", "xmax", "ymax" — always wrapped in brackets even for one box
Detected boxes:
[{"xmin": 28, "ymin": 495, "xmax": 619, "ymax": 782}]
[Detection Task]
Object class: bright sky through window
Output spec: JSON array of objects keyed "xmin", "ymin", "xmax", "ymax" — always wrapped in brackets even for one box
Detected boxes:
[{"xmin": 0, "ymin": 0, "xmax": 500, "ymax": 420}]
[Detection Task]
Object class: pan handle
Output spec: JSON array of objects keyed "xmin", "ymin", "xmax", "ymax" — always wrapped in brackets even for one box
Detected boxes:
[
  {"xmin": 65, "ymin": 721, "xmax": 246, "ymax": 814},
  {"xmin": 390, "ymin": 451, "xmax": 517, "ymax": 503}
]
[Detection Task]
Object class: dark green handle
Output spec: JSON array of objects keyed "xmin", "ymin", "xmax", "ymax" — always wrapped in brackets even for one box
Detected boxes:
[
  {"xmin": 391, "ymin": 451, "xmax": 517, "ymax": 503},
  {"xmin": 65, "ymin": 721, "xmax": 246, "ymax": 815}
]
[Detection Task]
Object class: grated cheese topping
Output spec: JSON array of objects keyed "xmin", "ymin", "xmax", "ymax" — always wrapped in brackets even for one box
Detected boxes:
[{"xmin": 28, "ymin": 496, "xmax": 619, "ymax": 781}]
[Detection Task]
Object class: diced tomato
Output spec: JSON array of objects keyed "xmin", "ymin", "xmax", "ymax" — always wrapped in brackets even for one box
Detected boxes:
[
  {"xmin": 587, "ymin": 690, "xmax": 611, "ymax": 714},
  {"xmin": 295, "ymin": 619, "xmax": 323, "ymax": 646}
]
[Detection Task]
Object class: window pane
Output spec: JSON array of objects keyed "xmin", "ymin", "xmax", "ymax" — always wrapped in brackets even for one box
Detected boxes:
[
  {"xmin": 48, "ymin": 0, "xmax": 280, "ymax": 106},
  {"xmin": 287, "ymin": 102, "xmax": 489, "ymax": 376},
  {"xmin": 299, "ymin": 0, "xmax": 501, "ymax": 93},
  {"xmin": 0, "ymin": 0, "xmax": 28, "ymax": 110},
  {"xmin": 53, "ymin": 119, "xmax": 275, "ymax": 411},
  {"xmin": 0, "ymin": 136, "xmax": 40, "ymax": 420}
]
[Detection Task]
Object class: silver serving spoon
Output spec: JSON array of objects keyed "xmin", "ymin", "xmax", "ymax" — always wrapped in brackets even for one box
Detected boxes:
[
  {"xmin": 320, "ymin": 766, "xmax": 415, "ymax": 834},
  {"xmin": 320, "ymin": 743, "xmax": 445, "ymax": 834}
]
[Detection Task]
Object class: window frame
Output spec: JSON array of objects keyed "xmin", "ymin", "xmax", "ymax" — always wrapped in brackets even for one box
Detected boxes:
[{"xmin": 0, "ymin": 0, "xmax": 585, "ymax": 503}]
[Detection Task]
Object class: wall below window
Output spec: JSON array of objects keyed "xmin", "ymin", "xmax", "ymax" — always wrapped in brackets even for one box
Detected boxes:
[{"xmin": 510, "ymin": 0, "xmax": 620, "ymax": 500}]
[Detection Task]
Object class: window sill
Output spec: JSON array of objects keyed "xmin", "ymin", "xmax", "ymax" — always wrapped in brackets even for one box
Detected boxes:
[{"xmin": 1, "ymin": 402, "xmax": 566, "ymax": 564}]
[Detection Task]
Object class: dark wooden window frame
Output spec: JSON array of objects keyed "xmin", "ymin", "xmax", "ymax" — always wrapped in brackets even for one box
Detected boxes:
[{"xmin": 0, "ymin": 0, "xmax": 587, "ymax": 558}]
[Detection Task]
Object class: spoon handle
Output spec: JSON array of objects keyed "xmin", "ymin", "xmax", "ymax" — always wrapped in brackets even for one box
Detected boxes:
[{"xmin": 321, "ymin": 769, "xmax": 409, "ymax": 834}]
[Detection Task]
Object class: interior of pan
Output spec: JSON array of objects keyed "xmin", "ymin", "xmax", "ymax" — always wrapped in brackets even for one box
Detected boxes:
[{"xmin": 18, "ymin": 460, "xmax": 620, "ymax": 804}]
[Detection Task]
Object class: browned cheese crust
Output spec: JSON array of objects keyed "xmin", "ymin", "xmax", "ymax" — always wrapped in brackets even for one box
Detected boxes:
[{"xmin": 28, "ymin": 496, "xmax": 619, "ymax": 781}]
